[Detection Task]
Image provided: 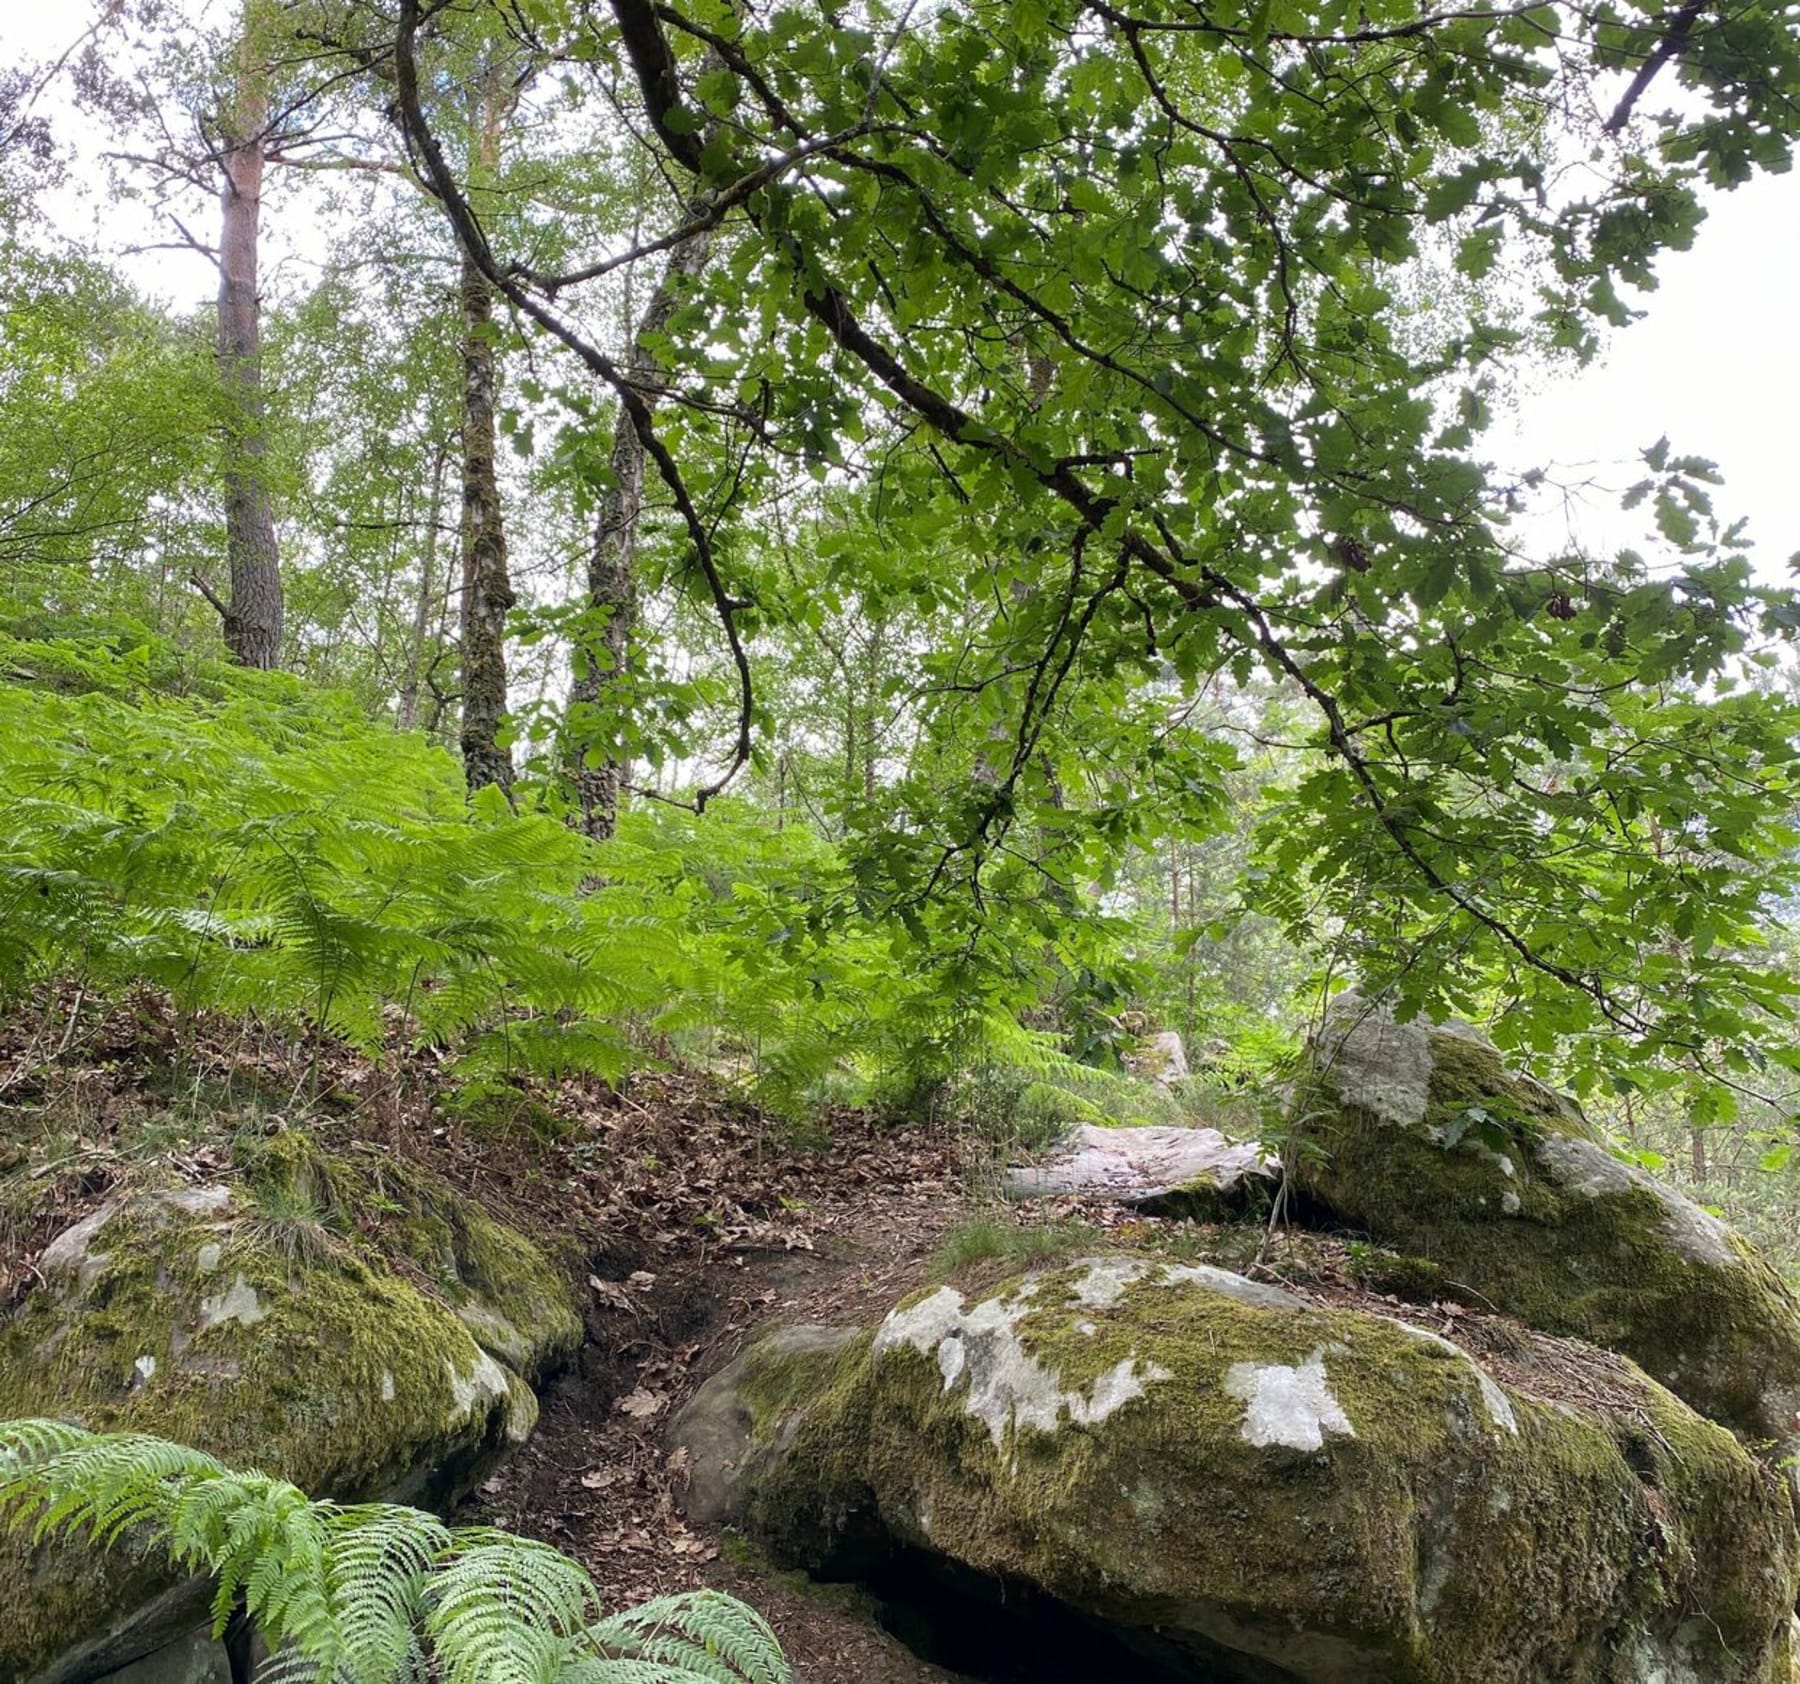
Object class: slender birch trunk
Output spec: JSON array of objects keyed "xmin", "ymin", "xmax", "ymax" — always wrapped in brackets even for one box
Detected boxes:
[
  {"xmin": 214, "ymin": 6, "xmax": 283, "ymax": 669},
  {"xmin": 569, "ymin": 223, "xmax": 717, "ymax": 839},
  {"xmin": 456, "ymin": 60, "xmax": 517, "ymax": 797}
]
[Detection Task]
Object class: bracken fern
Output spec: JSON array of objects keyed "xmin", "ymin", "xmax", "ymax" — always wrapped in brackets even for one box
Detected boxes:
[{"xmin": 0, "ymin": 1420, "xmax": 788, "ymax": 1684}]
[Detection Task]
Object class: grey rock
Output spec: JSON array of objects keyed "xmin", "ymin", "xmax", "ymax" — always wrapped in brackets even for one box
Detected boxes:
[
  {"xmin": 93, "ymin": 1630, "xmax": 230, "ymax": 1684},
  {"xmin": 683, "ymin": 1258, "xmax": 1800, "ymax": 1684},
  {"xmin": 671, "ymin": 1324, "xmax": 860, "ymax": 1527},
  {"xmin": 1296, "ymin": 993, "xmax": 1800, "ymax": 1486},
  {"xmin": 1006, "ymin": 1122, "xmax": 1275, "ymax": 1214}
]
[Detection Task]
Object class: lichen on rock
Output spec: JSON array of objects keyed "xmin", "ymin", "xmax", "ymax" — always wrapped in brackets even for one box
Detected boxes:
[
  {"xmin": 0, "ymin": 1138, "xmax": 580, "ymax": 1684},
  {"xmin": 678, "ymin": 1255, "xmax": 1800, "ymax": 1684},
  {"xmin": 1294, "ymin": 993, "xmax": 1800, "ymax": 1483}
]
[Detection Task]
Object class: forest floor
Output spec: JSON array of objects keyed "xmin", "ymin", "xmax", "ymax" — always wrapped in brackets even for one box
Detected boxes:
[
  {"xmin": 0, "ymin": 993, "xmax": 989, "ymax": 1681},
  {"xmin": 0, "ymin": 992, "xmax": 1731, "ymax": 1683},
  {"xmin": 449, "ymin": 1084, "xmax": 976, "ymax": 1684}
]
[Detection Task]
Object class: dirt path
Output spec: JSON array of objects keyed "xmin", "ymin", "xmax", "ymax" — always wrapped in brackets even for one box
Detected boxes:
[{"xmin": 455, "ymin": 1091, "xmax": 981, "ymax": 1684}]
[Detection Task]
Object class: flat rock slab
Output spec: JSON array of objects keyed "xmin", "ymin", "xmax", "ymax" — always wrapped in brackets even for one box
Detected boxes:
[{"xmin": 1006, "ymin": 1124, "xmax": 1276, "ymax": 1215}]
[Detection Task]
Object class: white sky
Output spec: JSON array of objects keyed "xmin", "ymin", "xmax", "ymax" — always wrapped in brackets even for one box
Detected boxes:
[
  {"xmin": 1498, "ymin": 166, "xmax": 1800, "ymax": 578},
  {"xmin": 6, "ymin": 2, "xmax": 1799, "ymax": 580}
]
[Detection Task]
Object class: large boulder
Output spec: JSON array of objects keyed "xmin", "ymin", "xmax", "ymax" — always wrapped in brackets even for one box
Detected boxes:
[
  {"xmin": 675, "ymin": 1257, "xmax": 1800, "ymax": 1684},
  {"xmin": 0, "ymin": 1137, "xmax": 581, "ymax": 1684},
  {"xmin": 1292, "ymin": 994, "xmax": 1800, "ymax": 1478}
]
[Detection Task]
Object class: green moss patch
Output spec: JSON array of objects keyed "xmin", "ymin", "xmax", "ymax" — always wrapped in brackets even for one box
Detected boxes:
[{"xmin": 0, "ymin": 1135, "xmax": 581, "ymax": 1683}]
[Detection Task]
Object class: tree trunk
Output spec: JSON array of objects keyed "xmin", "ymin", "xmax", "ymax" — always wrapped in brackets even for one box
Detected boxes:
[
  {"xmin": 456, "ymin": 65, "xmax": 517, "ymax": 797},
  {"xmin": 214, "ymin": 14, "xmax": 283, "ymax": 670},
  {"xmin": 398, "ymin": 439, "xmax": 449, "ymax": 730},
  {"xmin": 569, "ymin": 221, "xmax": 717, "ymax": 840},
  {"xmin": 458, "ymin": 243, "xmax": 516, "ymax": 796}
]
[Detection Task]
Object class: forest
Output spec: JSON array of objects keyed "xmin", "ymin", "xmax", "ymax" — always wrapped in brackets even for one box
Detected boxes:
[{"xmin": 2, "ymin": 0, "xmax": 1800, "ymax": 1680}]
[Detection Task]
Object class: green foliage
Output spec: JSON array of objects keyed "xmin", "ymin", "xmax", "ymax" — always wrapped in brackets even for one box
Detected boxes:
[
  {"xmin": 0, "ymin": 1419, "xmax": 788, "ymax": 1684},
  {"xmin": 932, "ymin": 1214, "xmax": 1091, "ymax": 1274},
  {"xmin": 0, "ymin": 625, "xmax": 1127, "ymax": 1117},
  {"xmin": 411, "ymin": 0, "xmax": 1800, "ymax": 1115},
  {"xmin": 14, "ymin": 0, "xmax": 1800, "ymax": 1126},
  {"xmin": 0, "ymin": 229, "xmax": 215, "ymax": 581}
]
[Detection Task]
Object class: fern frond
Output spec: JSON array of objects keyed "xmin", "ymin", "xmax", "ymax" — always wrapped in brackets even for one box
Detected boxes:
[
  {"xmin": 587, "ymin": 1592, "xmax": 787, "ymax": 1684},
  {"xmin": 0, "ymin": 1422, "xmax": 788, "ymax": 1684}
]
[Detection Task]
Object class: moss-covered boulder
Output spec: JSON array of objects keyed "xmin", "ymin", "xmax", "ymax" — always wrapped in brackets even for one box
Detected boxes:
[
  {"xmin": 0, "ymin": 1145, "xmax": 581, "ymax": 1684},
  {"xmin": 677, "ymin": 1257, "xmax": 1800, "ymax": 1684},
  {"xmin": 1292, "ymin": 994, "xmax": 1800, "ymax": 1482}
]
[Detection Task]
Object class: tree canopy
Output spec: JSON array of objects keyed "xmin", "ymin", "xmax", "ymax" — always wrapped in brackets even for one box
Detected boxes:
[
  {"xmin": 4, "ymin": 0, "xmax": 1800, "ymax": 1119},
  {"xmin": 387, "ymin": 0, "xmax": 1800, "ymax": 1083}
]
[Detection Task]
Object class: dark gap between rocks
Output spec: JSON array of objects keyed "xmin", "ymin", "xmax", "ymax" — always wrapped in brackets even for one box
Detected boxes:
[{"xmin": 850, "ymin": 1543, "xmax": 1308, "ymax": 1684}]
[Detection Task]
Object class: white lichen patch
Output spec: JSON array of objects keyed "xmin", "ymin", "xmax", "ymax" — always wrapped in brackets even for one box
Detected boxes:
[
  {"xmin": 1162, "ymin": 1262, "xmax": 1306, "ymax": 1312},
  {"xmin": 198, "ymin": 1273, "xmax": 266, "ymax": 1330},
  {"xmin": 38, "ymin": 1205, "xmax": 118, "ymax": 1293},
  {"xmin": 446, "ymin": 1349, "xmax": 510, "ymax": 1419},
  {"xmin": 1535, "ymin": 1135, "xmax": 1735, "ymax": 1268},
  {"xmin": 1313, "ymin": 993, "xmax": 1442, "ymax": 1128},
  {"xmin": 195, "ymin": 1242, "xmax": 223, "ymax": 1274},
  {"xmin": 1223, "ymin": 1347, "xmax": 1355, "ymax": 1451},
  {"xmin": 456, "ymin": 1300, "xmax": 530, "ymax": 1371},
  {"xmin": 160, "ymin": 1186, "xmax": 235, "ymax": 1218},
  {"xmin": 1063, "ymin": 1256, "xmax": 1304, "ymax": 1313},
  {"xmin": 132, "ymin": 1354, "xmax": 156, "ymax": 1385},
  {"xmin": 874, "ymin": 1284, "xmax": 1170, "ymax": 1452},
  {"xmin": 1066, "ymin": 1256, "xmax": 1151, "ymax": 1308},
  {"xmin": 380, "ymin": 1370, "xmax": 396, "ymax": 1403}
]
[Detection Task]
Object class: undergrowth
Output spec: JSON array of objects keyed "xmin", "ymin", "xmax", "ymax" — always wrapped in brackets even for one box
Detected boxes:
[
  {"xmin": 0, "ymin": 626, "xmax": 1149, "ymax": 1133},
  {"xmin": 0, "ymin": 1418, "xmax": 788, "ymax": 1684}
]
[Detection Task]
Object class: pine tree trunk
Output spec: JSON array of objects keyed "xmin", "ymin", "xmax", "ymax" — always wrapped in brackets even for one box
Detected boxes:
[
  {"xmin": 215, "ymin": 18, "xmax": 283, "ymax": 670},
  {"xmin": 569, "ymin": 222, "xmax": 717, "ymax": 840},
  {"xmin": 458, "ymin": 244, "xmax": 515, "ymax": 796}
]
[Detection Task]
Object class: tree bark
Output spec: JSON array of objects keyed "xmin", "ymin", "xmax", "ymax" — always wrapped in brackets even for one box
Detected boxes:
[
  {"xmin": 214, "ymin": 13, "xmax": 284, "ymax": 670},
  {"xmin": 458, "ymin": 245, "xmax": 516, "ymax": 795},
  {"xmin": 398, "ymin": 438, "xmax": 449, "ymax": 730},
  {"xmin": 456, "ymin": 65, "xmax": 517, "ymax": 797},
  {"xmin": 569, "ymin": 221, "xmax": 716, "ymax": 840}
]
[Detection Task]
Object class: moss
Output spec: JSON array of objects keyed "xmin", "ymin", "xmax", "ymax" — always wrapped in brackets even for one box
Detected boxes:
[
  {"xmin": 732, "ymin": 1329, "xmax": 882, "ymax": 1572},
  {"xmin": 1297, "ymin": 1028, "xmax": 1800, "ymax": 1457},
  {"xmin": 724, "ymin": 1260, "xmax": 1800, "ymax": 1684},
  {"xmin": 1138, "ymin": 1170, "xmax": 1276, "ymax": 1223},
  {"xmin": 0, "ymin": 1180, "xmax": 534, "ymax": 1681},
  {"xmin": 237, "ymin": 1133, "xmax": 581, "ymax": 1379},
  {"xmin": 1344, "ymin": 1249, "xmax": 1452, "ymax": 1306}
]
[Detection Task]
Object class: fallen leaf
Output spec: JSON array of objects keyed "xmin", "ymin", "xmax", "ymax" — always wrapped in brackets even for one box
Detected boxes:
[{"xmin": 618, "ymin": 1387, "xmax": 666, "ymax": 1420}]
